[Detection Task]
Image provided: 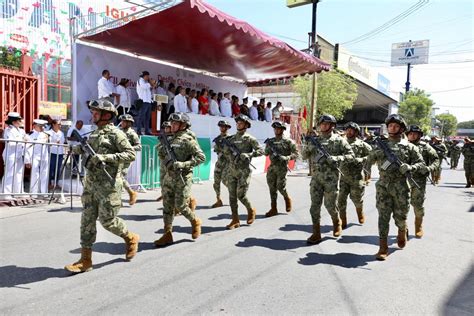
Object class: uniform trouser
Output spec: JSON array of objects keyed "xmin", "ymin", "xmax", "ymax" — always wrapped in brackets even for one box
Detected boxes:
[
  {"xmin": 162, "ymin": 171, "xmax": 195, "ymax": 226},
  {"xmin": 410, "ymin": 178, "xmax": 427, "ymax": 217},
  {"xmin": 121, "ymin": 163, "xmax": 131, "ymax": 192},
  {"xmin": 49, "ymin": 153, "xmax": 63, "ymax": 185},
  {"xmin": 375, "ymin": 179, "xmax": 410, "ymax": 239},
  {"xmin": 451, "ymin": 154, "xmax": 460, "ymax": 168},
  {"xmin": 1, "ymin": 156, "xmax": 24, "ymax": 195},
  {"xmin": 227, "ymin": 167, "xmax": 252, "ymax": 215},
  {"xmin": 213, "ymin": 161, "xmax": 227, "ymax": 198},
  {"xmin": 309, "ymin": 173, "xmax": 340, "ymax": 224},
  {"xmin": 30, "ymin": 157, "xmax": 49, "ymax": 194},
  {"xmin": 80, "ymin": 182, "xmax": 128, "ymax": 248},
  {"xmin": 432, "ymin": 165, "xmax": 442, "ymax": 179},
  {"xmin": 465, "ymin": 159, "xmax": 474, "ymax": 184},
  {"xmin": 337, "ymin": 175, "xmax": 365, "ymax": 215},
  {"xmin": 266, "ymin": 165, "xmax": 289, "ymax": 203},
  {"xmin": 137, "ymin": 102, "xmax": 152, "ymax": 134}
]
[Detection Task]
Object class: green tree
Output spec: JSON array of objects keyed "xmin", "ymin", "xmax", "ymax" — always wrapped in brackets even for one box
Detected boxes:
[
  {"xmin": 457, "ymin": 120, "xmax": 474, "ymax": 129},
  {"xmin": 292, "ymin": 69, "xmax": 358, "ymax": 128},
  {"xmin": 436, "ymin": 113, "xmax": 458, "ymax": 137},
  {"xmin": 398, "ymin": 88, "xmax": 434, "ymax": 134}
]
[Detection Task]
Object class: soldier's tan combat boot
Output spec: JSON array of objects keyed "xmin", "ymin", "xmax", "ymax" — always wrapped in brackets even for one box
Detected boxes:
[
  {"xmin": 189, "ymin": 197, "xmax": 197, "ymax": 213},
  {"xmin": 65, "ymin": 248, "xmax": 93, "ymax": 273},
  {"xmin": 340, "ymin": 212, "xmax": 347, "ymax": 229},
  {"xmin": 191, "ymin": 217, "xmax": 202, "ymax": 239},
  {"xmin": 332, "ymin": 216, "xmax": 342, "ymax": 237},
  {"xmin": 375, "ymin": 239, "xmax": 389, "ymax": 261},
  {"xmin": 247, "ymin": 207, "xmax": 256, "ymax": 225},
  {"xmin": 211, "ymin": 198, "xmax": 223, "ymax": 208},
  {"xmin": 123, "ymin": 231, "xmax": 140, "ymax": 260},
  {"xmin": 397, "ymin": 228, "xmax": 408, "ymax": 248},
  {"xmin": 415, "ymin": 217, "xmax": 424, "ymax": 238},
  {"xmin": 226, "ymin": 214, "xmax": 240, "ymax": 230},
  {"xmin": 129, "ymin": 190, "xmax": 138, "ymax": 205},
  {"xmin": 154, "ymin": 225, "xmax": 173, "ymax": 247},
  {"xmin": 284, "ymin": 196, "xmax": 292, "ymax": 212},
  {"xmin": 307, "ymin": 223, "xmax": 322, "ymax": 244},
  {"xmin": 265, "ymin": 201, "xmax": 278, "ymax": 218},
  {"xmin": 356, "ymin": 207, "xmax": 365, "ymax": 224}
]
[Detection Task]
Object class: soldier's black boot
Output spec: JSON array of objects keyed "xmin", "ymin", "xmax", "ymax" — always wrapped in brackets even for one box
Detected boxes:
[{"xmin": 375, "ymin": 239, "xmax": 389, "ymax": 261}]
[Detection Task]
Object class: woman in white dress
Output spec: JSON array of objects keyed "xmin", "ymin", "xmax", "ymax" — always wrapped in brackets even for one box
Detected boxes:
[{"xmin": 115, "ymin": 78, "xmax": 131, "ymax": 117}]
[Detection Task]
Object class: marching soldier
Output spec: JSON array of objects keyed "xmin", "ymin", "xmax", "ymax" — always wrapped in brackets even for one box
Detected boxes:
[
  {"xmin": 462, "ymin": 137, "xmax": 474, "ymax": 188},
  {"xmin": 223, "ymin": 114, "xmax": 263, "ymax": 229},
  {"xmin": 264, "ymin": 121, "xmax": 299, "ymax": 217},
  {"xmin": 119, "ymin": 114, "xmax": 141, "ymax": 205},
  {"xmin": 406, "ymin": 125, "xmax": 439, "ymax": 238},
  {"xmin": 429, "ymin": 136, "xmax": 447, "ymax": 184},
  {"xmin": 1, "ymin": 112, "xmax": 27, "ymax": 199},
  {"xmin": 367, "ymin": 115, "xmax": 424, "ymax": 261},
  {"xmin": 302, "ymin": 114, "xmax": 354, "ymax": 244},
  {"xmin": 154, "ymin": 113, "xmax": 205, "ymax": 247},
  {"xmin": 65, "ymin": 100, "xmax": 139, "ymax": 273},
  {"xmin": 449, "ymin": 140, "xmax": 462, "ymax": 169},
  {"xmin": 211, "ymin": 120, "xmax": 231, "ymax": 208},
  {"xmin": 157, "ymin": 121, "xmax": 172, "ymax": 202},
  {"xmin": 337, "ymin": 122, "xmax": 372, "ymax": 228}
]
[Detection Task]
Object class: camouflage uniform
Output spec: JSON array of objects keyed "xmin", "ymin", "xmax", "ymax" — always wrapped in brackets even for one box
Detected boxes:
[
  {"xmin": 462, "ymin": 140, "xmax": 474, "ymax": 187},
  {"xmin": 264, "ymin": 127, "xmax": 299, "ymax": 215},
  {"xmin": 337, "ymin": 133, "xmax": 372, "ymax": 226},
  {"xmin": 302, "ymin": 131, "xmax": 354, "ymax": 229},
  {"xmin": 213, "ymin": 133, "xmax": 230, "ymax": 201},
  {"xmin": 430, "ymin": 140, "xmax": 447, "ymax": 183},
  {"xmin": 120, "ymin": 125, "xmax": 141, "ymax": 192},
  {"xmin": 449, "ymin": 143, "xmax": 462, "ymax": 169},
  {"xmin": 224, "ymin": 115, "xmax": 263, "ymax": 228}
]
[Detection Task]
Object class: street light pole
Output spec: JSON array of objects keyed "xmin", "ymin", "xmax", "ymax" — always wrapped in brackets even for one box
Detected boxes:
[{"xmin": 308, "ymin": 0, "xmax": 320, "ymax": 129}]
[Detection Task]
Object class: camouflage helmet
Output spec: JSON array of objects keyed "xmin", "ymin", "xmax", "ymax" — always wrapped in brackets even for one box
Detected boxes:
[
  {"xmin": 218, "ymin": 120, "xmax": 231, "ymax": 128},
  {"xmin": 88, "ymin": 99, "xmax": 118, "ymax": 116},
  {"xmin": 162, "ymin": 121, "xmax": 171, "ymax": 128},
  {"xmin": 318, "ymin": 114, "xmax": 337, "ymax": 125},
  {"xmin": 169, "ymin": 112, "xmax": 191, "ymax": 127},
  {"xmin": 271, "ymin": 121, "xmax": 286, "ymax": 130},
  {"xmin": 119, "ymin": 114, "xmax": 134, "ymax": 123},
  {"xmin": 385, "ymin": 114, "xmax": 407, "ymax": 130},
  {"xmin": 406, "ymin": 125, "xmax": 423, "ymax": 136},
  {"xmin": 344, "ymin": 121, "xmax": 360, "ymax": 134},
  {"xmin": 235, "ymin": 114, "xmax": 251, "ymax": 128}
]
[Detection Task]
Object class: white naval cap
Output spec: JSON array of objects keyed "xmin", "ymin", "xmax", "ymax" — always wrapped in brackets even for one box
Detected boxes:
[
  {"xmin": 7, "ymin": 112, "xmax": 22, "ymax": 119},
  {"xmin": 33, "ymin": 119, "xmax": 48, "ymax": 125}
]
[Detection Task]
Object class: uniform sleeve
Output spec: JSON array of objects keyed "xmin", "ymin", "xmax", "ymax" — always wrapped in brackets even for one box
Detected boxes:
[
  {"xmin": 250, "ymin": 137, "xmax": 264, "ymax": 158},
  {"xmin": 301, "ymin": 143, "xmax": 313, "ymax": 160},
  {"xmin": 189, "ymin": 139, "xmax": 205, "ymax": 167},
  {"xmin": 288, "ymin": 140, "xmax": 299, "ymax": 161},
  {"xmin": 104, "ymin": 130, "xmax": 135, "ymax": 164},
  {"xmin": 409, "ymin": 144, "xmax": 425, "ymax": 171},
  {"xmin": 264, "ymin": 141, "xmax": 271, "ymax": 156},
  {"xmin": 131, "ymin": 132, "xmax": 142, "ymax": 151},
  {"xmin": 335, "ymin": 138, "xmax": 355, "ymax": 162},
  {"xmin": 426, "ymin": 145, "xmax": 440, "ymax": 172},
  {"xmin": 24, "ymin": 135, "xmax": 33, "ymax": 164}
]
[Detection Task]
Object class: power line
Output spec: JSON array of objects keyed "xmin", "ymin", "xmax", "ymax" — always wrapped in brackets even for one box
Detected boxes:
[
  {"xmin": 429, "ymin": 85, "xmax": 474, "ymax": 93},
  {"xmin": 342, "ymin": 0, "xmax": 430, "ymax": 45}
]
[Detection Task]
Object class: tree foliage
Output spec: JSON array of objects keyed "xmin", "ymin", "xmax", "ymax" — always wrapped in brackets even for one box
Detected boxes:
[
  {"xmin": 398, "ymin": 88, "xmax": 434, "ymax": 134},
  {"xmin": 0, "ymin": 46, "xmax": 22, "ymax": 70},
  {"xmin": 292, "ymin": 69, "xmax": 358, "ymax": 127},
  {"xmin": 436, "ymin": 113, "xmax": 457, "ymax": 137},
  {"xmin": 457, "ymin": 120, "xmax": 474, "ymax": 129}
]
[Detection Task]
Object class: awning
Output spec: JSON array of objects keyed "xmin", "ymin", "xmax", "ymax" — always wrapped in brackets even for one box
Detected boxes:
[{"xmin": 80, "ymin": 0, "xmax": 330, "ymax": 84}]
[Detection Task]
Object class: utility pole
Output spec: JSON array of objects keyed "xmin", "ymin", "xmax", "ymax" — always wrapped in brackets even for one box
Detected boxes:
[
  {"xmin": 405, "ymin": 40, "xmax": 412, "ymax": 93},
  {"xmin": 308, "ymin": 0, "xmax": 320, "ymax": 129}
]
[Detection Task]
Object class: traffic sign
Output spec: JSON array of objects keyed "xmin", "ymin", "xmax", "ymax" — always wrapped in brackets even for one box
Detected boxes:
[
  {"xmin": 286, "ymin": 0, "xmax": 313, "ymax": 8},
  {"xmin": 391, "ymin": 40, "xmax": 430, "ymax": 66}
]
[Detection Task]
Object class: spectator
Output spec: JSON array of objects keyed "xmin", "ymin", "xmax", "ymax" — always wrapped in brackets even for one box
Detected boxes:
[
  {"xmin": 67, "ymin": 120, "xmax": 86, "ymax": 176},
  {"xmin": 217, "ymin": 92, "xmax": 223, "ymax": 104},
  {"xmin": 115, "ymin": 78, "xmax": 131, "ymax": 117},
  {"xmin": 189, "ymin": 90, "xmax": 199, "ymax": 114},
  {"xmin": 25, "ymin": 119, "xmax": 50, "ymax": 196},
  {"xmin": 258, "ymin": 98, "xmax": 266, "ymax": 121},
  {"xmin": 198, "ymin": 89, "xmax": 210, "ymax": 115},
  {"xmin": 272, "ymin": 101, "xmax": 283, "ymax": 121},
  {"xmin": 185, "ymin": 87, "xmax": 191, "ymax": 97},
  {"xmin": 249, "ymin": 100, "xmax": 259, "ymax": 120},
  {"xmin": 209, "ymin": 93, "xmax": 221, "ymax": 116},
  {"xmin": 265, "ymin": 102, "xmax": 273, "ymax": 122},
  {"xmin": 220, "ymin": 92, "xmax": 232, "ymax": 117},
  {"xmin": 162, "ymin": 83, "xmax": 176, "ymax": 123},
  {"xmin": 174, "ymin": 86, "xmax": 188, "ymax": 113},
  {"xmin": 208, "ymin": 89, "xmax": 214, "ymax": 105},
  {"xmin": 48, "ymin": 120, "xmax": 65, "ymax": 189},
  {"xmin": 240, "ymin": 97, "xmax": 249, "ymax": 116},
  {"xmin": 1, "ymin": 112, "xmax": 27, "ymax": 199},
  {"xmin": 156, "ymin": 80, "xmax": 167, "ymax": 96},
  {"xmin": 136, "ymin": 71, "xmax": 154, "ymax": 135},
  {"xmin": 98, "ymin": 69, "xmax": 119, "ymax": 101},
  {"xmin": 231, "ymin": 95, "xmax": 241, "ymax": 117}
]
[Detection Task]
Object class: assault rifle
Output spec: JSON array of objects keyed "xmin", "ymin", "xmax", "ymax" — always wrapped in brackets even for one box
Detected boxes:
[
  {"xmin": 375, "ymin": 138, "xmax": 420, "ymax": 189},
  {"xmin": 214, "ymin": 136, "xmax": 256, "ymax": 169},
  {"xmin": 70, "ymin": 130, "xmax": 114, "ymax": 183},
  {"xmin": 304, "ymin": 136, "xmax": 344, "ymax": 176},
  {"xmin": 158, "ymin": 131, "xmax": 185, "ymax": 184},
  {"xmin": 264, "ymin": 138, "xmax": 291, "ymax": 172}
]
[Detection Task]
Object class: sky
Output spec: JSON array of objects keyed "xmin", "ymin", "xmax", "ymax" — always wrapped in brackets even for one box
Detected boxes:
[{"xmin": 205, "ymin": 0, "xmax": 474, "ymax": 122}]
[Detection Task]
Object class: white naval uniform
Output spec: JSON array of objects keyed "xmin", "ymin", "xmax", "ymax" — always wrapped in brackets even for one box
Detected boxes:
[
  {"xmin": 1, "ymin": 125, "xmax": 26, "ymax": 197},
  {"xmin": 25, "ymin": 131, "xmax": 50, "ymax": 195}
]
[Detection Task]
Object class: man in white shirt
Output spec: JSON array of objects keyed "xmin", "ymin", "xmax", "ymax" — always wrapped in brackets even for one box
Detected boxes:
[
  {"xmin": 272, "ymin": 101, "xmax": 283, "ymax": 121},
  {"xmin": 249, "ymin": 100, "xmax": 259, "ymax": 120},
  {"xmin": 209, "ymin": 93, "xmax": 221, "ymax": 116},
  {"xmin": 173, "ymin": 87, "xmax": 188, "ymax": 113},
  {"xmin": 265, "ymin": 102, "xmax": 273, "ymax": 122},
  {"xmin": 220, "ymin": 92, "xmax": 232, "ymax": 117},
  {"xmin": 97, "ymin": 69, "xmax": 119, "ymax": 101},
  {"xmin": 136, "ymin": 71, "xmax": 154, "ymax": 135}
]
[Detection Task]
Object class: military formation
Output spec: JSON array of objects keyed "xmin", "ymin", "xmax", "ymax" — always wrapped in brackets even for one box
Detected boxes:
[{"xmin": 63, "ymin": 100, "xmax": 473, "ymax": 273}]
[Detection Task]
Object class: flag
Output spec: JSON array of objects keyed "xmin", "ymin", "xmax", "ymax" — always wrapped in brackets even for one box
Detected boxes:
[{"xmin": 302, "ymin": 106, "xmax": 307, "ymax": 119}]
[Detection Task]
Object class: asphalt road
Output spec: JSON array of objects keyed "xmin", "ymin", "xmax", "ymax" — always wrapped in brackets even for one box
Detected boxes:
[{"xmin": 0, "ymin": 162, "xmax": 473, "ymax": 315}]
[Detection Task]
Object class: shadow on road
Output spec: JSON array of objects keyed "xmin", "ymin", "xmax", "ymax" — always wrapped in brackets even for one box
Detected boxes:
[
  {"xmin": 298, "ymin": 252, "xmax": 376, "ymax": 268},
  {"xmin": 443, "ymin": 265, "xmax": 474, "ymax": 315},
  {"xmin": 70, "ymin": 241, "xmax": 163, "ymax": 255},
  {"xmin": 155, "ymin": 225, "xmax": 227, "ymax": 235},
  {"xmin": 47, "ymin": 207, "xmax": 82, "ymax": 213},
  {"xmin": 207, "ymin": 213, "xmax": 265, "ymax": 221},
  {"xmin": 337, "ymin": 234, "xmax": 397, "ymax": 246},
  {"xmin": 235, "ymin": 237, "xmax": 313, "ymax": 251},
  {"xmin": 120, "ymin": 214, "xmax": 162, "ymax": 221},
  {"xmin": 279, "ymin": 223, "xmax": 333, "ymax": 234}
]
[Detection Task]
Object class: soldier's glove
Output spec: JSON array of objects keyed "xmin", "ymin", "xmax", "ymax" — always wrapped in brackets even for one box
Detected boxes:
[
  {"xmin": 419, "ymin": 165, "xmax": 430, "ymax": 175},
  {"xmin": 239, "ymin": 153, "xmax": 251, "ymax": 162},
  {"xmin": 399, "ymin": 163, "xmax": 413, "ymax": 175},
  {"xmin": 90, "ymin": 154, "xmax": 107, "ymax": 166},
  {"xmin": 173, "ymin": 161, "xmax": 190, "ymax": 170}
]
